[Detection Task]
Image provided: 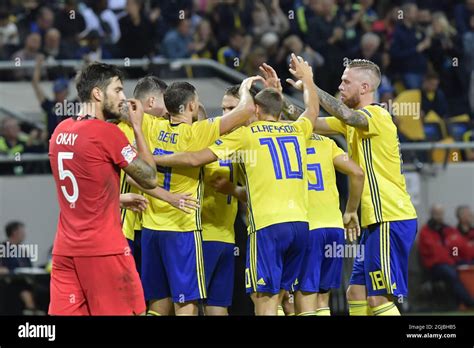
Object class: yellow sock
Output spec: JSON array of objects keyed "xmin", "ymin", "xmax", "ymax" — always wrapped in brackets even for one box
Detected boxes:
[
  {"xmin": 348, "ymin": 300, "xmax": 372, "ymax": 316},
  {"xmin": 315, "ymin": 307, "xmax": 330, "ymax": 316},
  {"xmin": 147, "ymin": 310, "xmax": 161, "ymax": 316},
  {"xmin": 286, "ymin": 312, "xmax": 295, "ymax": 316},
  {"xmin": 277, "ymin": 305, "xmax": 285, "ymax": 316},
  {"xmin": 371, "ymin": 302, "xmax": 400, "ymax": 316},
  {"xmin": 297, "ymin": 311, "xmax": 317, "ymax": 316}
]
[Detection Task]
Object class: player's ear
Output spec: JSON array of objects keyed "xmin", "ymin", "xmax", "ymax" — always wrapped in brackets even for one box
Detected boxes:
[
  {"xmin": 91, "ymin": 87, "xmax": 103, "ymax": 102},
  {"xmin": 147, "ymin": 96, "xmax": 155, "ymax": 109}
]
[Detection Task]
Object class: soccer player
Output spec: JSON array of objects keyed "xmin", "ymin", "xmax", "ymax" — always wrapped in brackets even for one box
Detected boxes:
[
  {"xmin": 48, "ymin": 62, "xmax": 157, "ymax": 315},
  {"xmin": 200, "ymin": 84, "xmax": 257, "ymax": 316},
  {"xmin": 118, "ymin": 76, "xmax": 198, "ymax": 274},
  {"xmin": 153, "ymin": 54, "xmax": 320, "ymax": 315},
  {"xmin": 297, "ymin": 133, "xmax": 365, "ymax": 316},
  {"xmin": 139, "ymin": 76, "xmax": 262, "ymax": 316},
  {"xmin": 288, "ymin": 59, "xmax": 418, "ymax": 316}
]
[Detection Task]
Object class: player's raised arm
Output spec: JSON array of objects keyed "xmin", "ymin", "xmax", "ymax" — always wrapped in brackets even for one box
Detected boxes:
[
  {"xmin": 287, "ymin": 53, "xmax": 319, "ymax": 127},
  {"xmin": 333, "ymin": 153, "xmax": 365, "ymax": 242},
  {"xmin": 218, "ymin": 76, "xmax": 263, "ymax": 134},
  {"xmin": 154, "ymin": 148, "xmax": 218, "ymax": 168},
  {"xmin": 122, "ymin": 99, "xmax": 157, "ymax": 189}
]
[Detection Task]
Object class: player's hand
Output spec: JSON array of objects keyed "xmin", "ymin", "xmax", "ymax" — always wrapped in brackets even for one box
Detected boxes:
[
  {"xmin": 259, "ymin": 63, "xmax": 283, "ymax": 94},
  {"xmin": 211, "ymin": 176, "xmax": 235, "ymax": 196},
  {"xmin": 343, "ymin": 211, "xmax": 361, "ymax": 242},
  {"xmin": 285, "ymin": 78, "xmax": 304, "ymax": 91},
  {"xmin": 288, "ymin": 53, "xmax": 313, "ymax": 82},
  {"xmin": 239, "ymin": 75, "xmax": 264, "ymax": 94},
  {"xmin": 168, "ymin": 192, "xmax": 200, "ymax": 214},
  {"xmin": 120, "ymin": 193, "xmax": 148, "ymax": 212},
  {"xmin": 126, "ymin": 98, "xmax": 144, "ymax": 129}
]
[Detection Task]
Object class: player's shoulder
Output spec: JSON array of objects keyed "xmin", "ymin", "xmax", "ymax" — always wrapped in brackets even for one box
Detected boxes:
[
  {"xmin": 360, "ymin": 103, "xmax": 391, "ymax": 118},
  {"xmin": 192, "ymin": 117, "xmax": 219, "ymax": 130}
]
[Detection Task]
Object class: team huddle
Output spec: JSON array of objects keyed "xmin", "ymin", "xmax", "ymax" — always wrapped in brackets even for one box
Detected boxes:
[{"xmin": 47, "ymin": 54, "xmax": 417, "ymax": 316}]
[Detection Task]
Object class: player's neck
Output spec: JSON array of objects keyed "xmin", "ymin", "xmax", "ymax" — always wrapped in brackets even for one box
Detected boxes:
[
  {"xmin": 170, "ymin": 113, "xmax": 192, "ymax": 125},
  {"xmin": 78, "ymin": 102, "xmax": 104, "ymax": 121},
  {"xmin": 355, "ymin": 95, "xmax": 375, "ymax": 110},
  {"xmin": 259, "ymin": 114, "xmax": 279, "ymax": 122}
]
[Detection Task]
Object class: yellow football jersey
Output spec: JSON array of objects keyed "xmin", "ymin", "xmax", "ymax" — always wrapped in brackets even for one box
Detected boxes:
[
  {"xmin": 324, "ymin": 104, "xmax": 417, "ymax": 227},
  {"xmin": 142, "ymin": 117, "xmax": 222, "ymax": 232},
  {"xmin": 117, "ymin": 113, "xmax": 162, "ymax": 240},
  {"xmin": 201, "ymin": 160, "xmax": 238, "ymax": 243},
  {"xmin": 209, "ymin": 117, "xmax": 313, "ymax": 233},
  {"xmin": 306, "ymin": 134, "xmax": 345, "ymax": 230}
]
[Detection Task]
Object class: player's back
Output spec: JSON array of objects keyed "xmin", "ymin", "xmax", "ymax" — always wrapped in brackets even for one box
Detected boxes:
[
  {"xmin": 306, "ymin": 134, "xmax": 344, "ymax": 230},
  {"xmin": 49, "ymin": 117, "xmax": 136, "ymax": 257},
  {"xmin": 211, "ymin": 118, "xmax": 313, "ymax": 233},
  {"xmin": 143, "ymin": 117, "xmax": 221, "ymax": 232}
]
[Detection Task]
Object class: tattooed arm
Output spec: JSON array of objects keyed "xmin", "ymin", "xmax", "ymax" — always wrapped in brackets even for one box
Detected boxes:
[{"xmin": 316, "ymin": 87, "xmax": 368, "ymax": 130}]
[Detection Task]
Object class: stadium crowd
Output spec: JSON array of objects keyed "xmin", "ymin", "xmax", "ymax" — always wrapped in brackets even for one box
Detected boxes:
[{"xmin": 0, "ymin": 0, "xmax": 473, "ymax": 159}]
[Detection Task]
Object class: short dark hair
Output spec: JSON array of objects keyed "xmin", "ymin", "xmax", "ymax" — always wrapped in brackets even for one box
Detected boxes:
[
  {"xmin": 225, "ymin": 84, "xmax": 258, "ymax": 99},
  {"xmin": 5, "ymin": 221, "xmax": 23, "ymax": 238},
  {"xmin": 133, "ymin": 75, "xmax": 167, "ymax": 100},
  {"xmin": 254, "ymin": 88, "xmax": 283, "ymax": 117},
  {"xmin": 75, "ymin": 62, "xmax": 124, "ymax": 102},
  {"xmin": 164, "ymin": 82, "xmax": 196, "ymax": 115}
]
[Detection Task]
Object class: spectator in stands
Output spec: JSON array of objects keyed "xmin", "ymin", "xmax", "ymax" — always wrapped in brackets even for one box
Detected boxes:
[
  {"xmin": 351, "ymin": 32, "xmax": 385, "ymax": 71},
  {"xmin": 42, "ymin": 28, "xmax": 69, "ymax": 60},
  {"xmin": 161, "ymin": 18, "xmax": 193, "ymax": 59},
  {"xmin": 342, "ymin": 0, "xmax": 378, "ymax": 53},
  {"xmin": 0, "ymin": 118, "xmax": 28, "ymax": 156},
  {"xmin": 418, "ymin": 204, "xmax": 474, "ymax": 307},
  {"xmin": 10, "ymin": 32, "xmax": 42, "ymax": 80},
  {"xmin": 456, "ymin": 205, "xmax": 474, "ymax": 244},
  {"xmin": 372, "ymin": 5, "xmax": 399, "ymax": 47},
  {"xmin": 454, "ymin": 0, "xmax": 474, "ymax": 36},
  {"xmin": 118, "ymin": 0, "xmax": 153, "ymax": 59},
  {"xmin": 217, "ymin": 29, "xmax": 251, "ymax": 71},
  {"xmin": 32, "ymin": 55, "xmax": 71, "ymax": 138},
  {"xmin": 0, "ymin": 222, "xmax": 42, "ymax": 315},
  {"xmin": 0, "ymin": 222, "xmax": 32, "ymax": 271},
  {"xmin": 192, "ymin": 18, "xmax": 218, "ymax": 59},
  {"xmin": 243, "ymin": 45, "xmax": 268, "ymax": 76},
  {"xmin": 74, "ymin": 29, "xmax": 112, "ymax": 61},
  {"xmin": 210, "ymin": 0, "xmax": 253, "ymax": 47},
  {"xmin": 421, "ymin": 71, "xmax": 449, "ymax": 119},
  {"xmin": 390, "ymin": 3, "xmax": 429, "ymax": 89},
  {"xmin": 306, "ymin": 0, "xmax": 346, "ymax": 94},
  {"xmin": 29, "ymin": 6, "xmax": 54, "ymax": 39},
  {"xmin": 426, "ymin": 12, "xmax": 469, "ymax": 116},
  {"xmin": 53, "ymin": 0, "xmax": 86, "ymax": 53},
  {"xmin": 276, "ymin": 34, "xmax": 324, "ymax": 92},
  {"xmin": 80, "ymin": 0, "xmax": 121, "ymax": 46},
  {"xmin": 250, "ymin": 0, "xmax": 289, "ymax": 39},
  {"xmin": 0, "ymin": 10, "xmax": 20, "ymax": 60}
]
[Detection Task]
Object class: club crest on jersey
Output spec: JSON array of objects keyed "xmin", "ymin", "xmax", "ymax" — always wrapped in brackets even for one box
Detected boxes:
[{"xmin": 121, "ymin": 144, "xmax": 137, "ymax": 163}]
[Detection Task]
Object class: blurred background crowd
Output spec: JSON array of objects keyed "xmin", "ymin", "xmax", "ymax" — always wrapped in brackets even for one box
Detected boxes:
[{"xmin": 0, "ymin": 0, "xmax": 473, "ymax": 158}]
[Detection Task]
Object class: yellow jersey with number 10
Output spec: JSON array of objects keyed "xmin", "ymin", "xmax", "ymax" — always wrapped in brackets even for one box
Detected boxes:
[
  {"xmin": 306, "ymin": 134, "xmax": 345, "ymax": 230},
  {"xmin": 324, "ymin": 103, "xmax": 417, "ymax": 227},
  {"xmin": 209, "ymin": 117, "xmax": 313, "ymax": 233}
]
